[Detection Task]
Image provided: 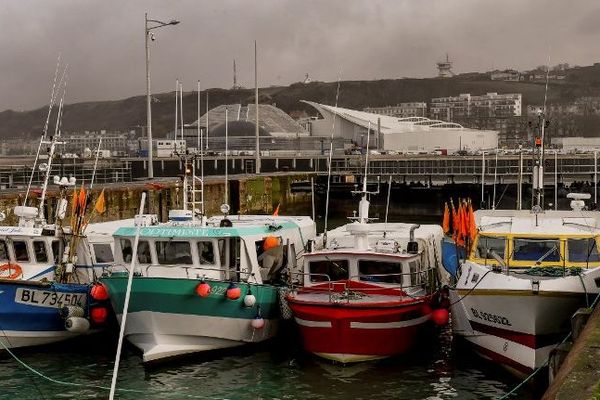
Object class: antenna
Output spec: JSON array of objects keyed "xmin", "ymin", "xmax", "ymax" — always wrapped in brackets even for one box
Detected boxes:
[
  {"xmin": 322, "ymin": 73, "xmax": 342, "ymax": 245},
  {"xmin": 206, "ymin": 90, "xmax": 209, "ymax": 149},
  {"xmin": 24, "ymin": 59, "xmax": 66, "ymax": 206},
  {"xmin": 90, "ymin": 136, "xmax": 103, "ymax": 190},
  {"xmin": 254, "ymin": 40, "xmax": 260, "ymax": 173},
  {"xmin": 225, "ymin": 107, "xmax": 229, "ymax": 206},
  {"xmin": 174, "ymin": 78, "xmax": 179, "ymax": 141},
  {"xmin": 383, "ymin": 175, "xmax": 392, "ymax": 238},
  {"xmin": 179, "ymin": 81, "xmax": 184, "ymax": 142}
]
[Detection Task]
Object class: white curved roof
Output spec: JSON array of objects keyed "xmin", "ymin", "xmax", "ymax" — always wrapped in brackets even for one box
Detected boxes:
[{"xmin": 302, "ymin": 101, "xmax": 470, "ymax": 133}]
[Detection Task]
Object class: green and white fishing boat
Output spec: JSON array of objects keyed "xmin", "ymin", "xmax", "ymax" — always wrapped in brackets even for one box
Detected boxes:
[
  {"xmin": 102, "ymin": 210, "xmax": 314, "ymax": 362},
  {"xmin": 101, "ymin": 101, "xmax": 315, "ymax": 362}
]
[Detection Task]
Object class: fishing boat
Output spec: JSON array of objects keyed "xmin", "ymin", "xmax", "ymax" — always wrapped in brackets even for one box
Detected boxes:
[
  {"xmin": 285, "ymin": 121, "xmax": 448, "ymax": 363},
  {"xmin": 447, "ymin": 110, "xmax": 600, "ymax": 375},
  {"xmin": 0, "ymin": 70, "xmax": 111, "ymax": 349},
  {"xmin": 101, "ymin": 92, "xmax": 317, "ymax": 362}
]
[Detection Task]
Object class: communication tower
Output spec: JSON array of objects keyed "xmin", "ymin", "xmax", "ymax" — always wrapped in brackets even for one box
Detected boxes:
[{"xmin": 437, "ymin": 54, "xmax": 455, "ymax": 78}]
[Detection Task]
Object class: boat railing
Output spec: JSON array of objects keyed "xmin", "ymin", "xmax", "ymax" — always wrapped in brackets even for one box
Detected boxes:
[
  {"xmin": 142, "ymin": 263, "xmax": 259, "ymax": 283},
  {"xmin": 350, "ymin": 266, "xmax": 437, "ymax": 293},
  {"xmin": 289, "ymin": 271, "xmax": 334, "ymax": 301}
]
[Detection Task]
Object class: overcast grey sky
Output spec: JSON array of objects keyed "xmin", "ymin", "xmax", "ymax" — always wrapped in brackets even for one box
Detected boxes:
[{"xmin": 1, "ymin": 0, "xmax": 600, "ymax": 111}]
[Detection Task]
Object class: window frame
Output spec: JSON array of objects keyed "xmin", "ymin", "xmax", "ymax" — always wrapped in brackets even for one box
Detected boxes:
[{"xmin": 32, "ymin": 240, "xmax": 49, "ymax": 263}]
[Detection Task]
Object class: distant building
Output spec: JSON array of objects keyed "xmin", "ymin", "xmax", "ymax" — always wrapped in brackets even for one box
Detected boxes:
[
  {"xmin": 490, "ymin": 69, "xmax": 520, "ymax": 81},
  {"xmin": 436, "ymin": 54, "xmax": 454, "ymax": 78},
  {"xmin": 303, "ymin": 101, "xmax": 498, "ymax": 154},
  {"xmin": 552, "ymin": 137, "xmax": 600, "ymax": 152},
  {"xmin": 363, "ymin": 103, "xmax": 427, "ymax": 118},
  {"xmin": 430, "ymin": 92, "xmax": 522, "ymax": 121},
  {"xmin": 59, "ymin": 130, "xmax": 134, "ymax": 155}
]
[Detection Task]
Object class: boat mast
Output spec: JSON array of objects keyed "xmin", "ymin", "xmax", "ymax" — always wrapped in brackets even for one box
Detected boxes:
[
  {"xmin": 24, "ymin": 58, "xmax": 64, "ymax": 206},
  {"xmin": 535, "ymin": 58, "xmax": 551, "ymax": 210},
  {"xmin": 38, "ymin": 78, "xmax": 67, "ymax": 222},
  {"xmin": 322, "ymin": 75, "xmax": 342, "ymax": 246}
]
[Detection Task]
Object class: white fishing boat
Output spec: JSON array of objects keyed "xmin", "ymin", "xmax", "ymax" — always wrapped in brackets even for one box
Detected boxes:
[
  {"xmin": 0, "ymin": 66, "xmax": 112, "ymax": 349},
  {"xmin": 448, "ymin": 107, "xmax": 600, "ymax": 375}
]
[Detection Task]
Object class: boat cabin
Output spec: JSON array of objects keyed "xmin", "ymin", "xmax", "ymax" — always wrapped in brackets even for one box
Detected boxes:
[
  {"xmin": 471, "ymin": 209, "xmax": 600, "ymax": 269},
  {"xmin": 112, "ymin": 216, "xmax": 315, "ymax": 285},
  {"xmin": 303, "ymin": 251, "xmax": 427, "ymax": 290}
]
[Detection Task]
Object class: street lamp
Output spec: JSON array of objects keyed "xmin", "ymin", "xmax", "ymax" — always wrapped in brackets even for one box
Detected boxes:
[{"xmin": 145, "ymin": 13, "xmax": 179, "ymax": 179}]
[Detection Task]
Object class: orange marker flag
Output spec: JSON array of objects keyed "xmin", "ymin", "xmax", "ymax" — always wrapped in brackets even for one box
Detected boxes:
[
  {"xmin": 77, "ymin": 185, "xmax": 87, "ymax": 212},
  {"xmin": 94, "ymin": 189, "xmax": 106, "ymax": 215},
  {"xmin": 442, "ymin": 202, "xmax": 450, "ymax": 234},
  {"xmin": 273, "ymin": 203, "xmax": 280, "ymax": 217}
]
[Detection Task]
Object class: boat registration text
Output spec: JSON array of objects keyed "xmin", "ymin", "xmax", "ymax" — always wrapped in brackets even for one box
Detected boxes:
[{"xmin": 15, "ymin": 288, "xmax": 87, "ymax": 309}]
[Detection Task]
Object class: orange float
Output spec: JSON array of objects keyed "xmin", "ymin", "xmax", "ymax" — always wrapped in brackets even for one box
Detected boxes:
[{"xmin": 0, "ymin": 263, "xmax": 22, "ymax": 280}]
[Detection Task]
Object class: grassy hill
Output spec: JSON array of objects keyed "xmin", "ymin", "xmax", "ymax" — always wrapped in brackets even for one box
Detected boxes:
[{"xmin": 2, "ymin": 63, "xmax": 600, "ymax": 139}]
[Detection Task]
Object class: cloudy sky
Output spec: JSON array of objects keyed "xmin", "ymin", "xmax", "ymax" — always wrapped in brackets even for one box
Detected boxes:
[{"xmin": 2, "ymin": 0, "xmax": 600, "ymax": 111}]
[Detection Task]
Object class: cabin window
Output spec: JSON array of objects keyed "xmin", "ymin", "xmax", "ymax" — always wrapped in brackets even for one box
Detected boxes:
[
  {"xmin": 358, "ymin": 260, "xmax": 403, "ymax": 284},
  {"xmin": 120, "ymin": 239, "xmax": 151, "ymax": 263},
  {"xmin": 13, "ymin": 241, "xmax": 29, "ymax": 262},
  {"xmin": 309, "ymin": 259, "xmax": 349, "ymax": 282},
  {"xmin": 0, "ymin": 240, "xmax": 8, "ymax": 261},
  {"xmin": 197, "ymin": 241, "xmax": 215, "ymax": 264},
  {"xmin": 51, "ymin": 240, "xmax": 61, "ymax": 263},
  {"xmin": 33, "ymin": 241, "xmax": 48, "ymax": 263},
  {"xmin": 513, "ymin": 238, "xmax": 560, "ymax": 262},
  {"xmin": 93, "ymin": 243, "xmax": 114, "ymax": 263},
  {"xmin": 568, "ymin": 238, "xmax": 600, "ymax": 263},
  {"xmin": 475, "ymin": 236, "xmax": 506, "ymax": 261},
  {"xmin": 156, "ymin": 241, "xmax": 193, "ymax": 265}
]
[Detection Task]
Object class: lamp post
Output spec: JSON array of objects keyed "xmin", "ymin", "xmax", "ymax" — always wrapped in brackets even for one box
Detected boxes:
[{"xmin": 145, "ymin": 13, "xmax": 179, "ymax": 179}]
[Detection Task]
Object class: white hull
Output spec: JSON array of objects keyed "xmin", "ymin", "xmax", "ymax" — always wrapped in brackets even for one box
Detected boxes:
[
  {"xmin": 118, "ymin": 311, "xmax": 279, "ymax": 362},
  {"xmin": 451, "ymin": 261, "xmax": 596, "ymax": 373},
  {"xmin": 0, "ymin": 330, "xmax": 81, "ymax": 349}
]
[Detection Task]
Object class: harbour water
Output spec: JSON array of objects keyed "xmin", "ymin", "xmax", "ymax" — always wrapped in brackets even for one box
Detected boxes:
[{"xmin": 0, "ymin": 324, "xmax": 535, "ymax": 400}]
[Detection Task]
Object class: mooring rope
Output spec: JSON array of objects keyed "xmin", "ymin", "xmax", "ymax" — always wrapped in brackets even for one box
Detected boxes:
[{"xmin": 0, "ymin": 337, "xmax": 225, "ymax": 400}]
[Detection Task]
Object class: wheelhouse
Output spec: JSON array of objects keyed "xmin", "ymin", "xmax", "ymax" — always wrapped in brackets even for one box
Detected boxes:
[
  {"xmin": 470, "ymin": 234, "xmax": 600, "ymax": 268},
  {"xmin": 303, "ymin": 252, "xmax": 428, "ymax": 290}
]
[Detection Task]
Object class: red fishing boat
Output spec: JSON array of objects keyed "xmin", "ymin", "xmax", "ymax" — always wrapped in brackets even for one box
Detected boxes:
[{"xmin": 286, "ymin": 193, "xmax": 448, "ymax": 363}]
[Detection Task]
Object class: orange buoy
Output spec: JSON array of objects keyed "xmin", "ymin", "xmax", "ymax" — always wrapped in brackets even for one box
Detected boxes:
[
  {"xmin": 90, "ymin": 307, "xmax": 108, "ymax": 324},
  {"xmin": 226, "ymin": 282, "xmax": 241, "ymax": 300},
  {"xmin": 431, "ymin": 308, "xmax": 450, "ymax": 326},
  {"xmin": 263, "ymin": 236, "xmax": 280, "ymax": 251},
  {"xmin": 90, "ymin": 283, "xmax": 109, "ymax": 301},
  {"xmin": 196, "ymin": 281, "xmax": 211, "ymax": 297},
  {"xmin": 0, "ymin": 263, "xmax": 22, "ymax": 280}
]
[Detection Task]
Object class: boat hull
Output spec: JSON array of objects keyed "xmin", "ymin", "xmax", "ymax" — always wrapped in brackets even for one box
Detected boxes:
[
  {"xmin": 102, "ymin": 275, "xmax": 280, "ymax": 362},
  {"xmin": 450, "ymin": 262, "xmax": 595, "ymax": 374},
  {"xmin": 0, "ymin": 280, "xmax": 91, "ymax": 349},
  {"xmin": 287, "ymin": 291, "xmax": 431, "ymax": 363}
]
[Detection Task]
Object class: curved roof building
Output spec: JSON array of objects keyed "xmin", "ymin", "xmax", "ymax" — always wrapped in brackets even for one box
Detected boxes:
[{"xmin": 303, "ymin": 101, "xmax": 498, "ymax": 153}]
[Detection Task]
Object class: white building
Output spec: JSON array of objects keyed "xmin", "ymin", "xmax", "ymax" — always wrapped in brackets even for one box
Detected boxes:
[
  {"xmin": 156, "ymin": 140, "xmax": 187, "ymax": 158},
  {"xmin": 303, "ymin": 101, "xmax": 498, "ymax": 154},
  {"xmin": 430, "ymin": 92, "xmax": 522, "ymax": 120},
  {"xmin": 553, "ymin": 137, "xmax": 600, "ymax": 152}
]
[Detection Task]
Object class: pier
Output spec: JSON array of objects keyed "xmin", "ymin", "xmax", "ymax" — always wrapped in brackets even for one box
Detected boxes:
[{"xmin": 1, "ymin": 153, "xmax": 598, "ymax": 190}]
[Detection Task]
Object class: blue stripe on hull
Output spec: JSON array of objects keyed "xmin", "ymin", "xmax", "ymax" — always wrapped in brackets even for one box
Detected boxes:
[{"xmin": 0, "ymin": 282, "xmax": 90, "ymax": 332}]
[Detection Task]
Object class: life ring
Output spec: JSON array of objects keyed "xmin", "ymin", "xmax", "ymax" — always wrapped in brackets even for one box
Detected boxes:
[{"xmin": 0, "ymin": 263, "xmax": 22, "ymax": 280}]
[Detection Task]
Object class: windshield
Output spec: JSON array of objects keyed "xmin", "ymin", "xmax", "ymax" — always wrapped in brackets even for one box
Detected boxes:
[
  {"xmin": 358, "ymin": 260, "xmax": 403, "ymax": 284},
  {"xmin": 475, "ymin": 236, "xmax": 506, "ymax": 262},
  {"xmin": 568, "ymin": 238, "xmax": 600, "ymax": 263},
  {"xmin": 513, "ymin": 238, "xmax": 560, "ymax": 263},
  {"xmin": 309, "ymin": 259, "xmax": 348, "ymax": 282}
]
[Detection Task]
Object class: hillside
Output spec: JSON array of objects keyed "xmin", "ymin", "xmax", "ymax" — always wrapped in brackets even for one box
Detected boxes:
[{"xmin": 2, "ymin": 63, "xmax": 600, "ymax": 139}]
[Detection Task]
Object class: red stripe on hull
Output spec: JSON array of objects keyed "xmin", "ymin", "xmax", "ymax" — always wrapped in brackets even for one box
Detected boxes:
[
  {"xmin": 469, "ymin": 321, "xmax": 565, "ymax": 350},
  {"xmin": 289, "ymin": 301, "xmax": 429, "ymax": 359},
  {"xmin": 470, "ymin": 342, "xmax": 533, "ymax": 376}
]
